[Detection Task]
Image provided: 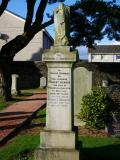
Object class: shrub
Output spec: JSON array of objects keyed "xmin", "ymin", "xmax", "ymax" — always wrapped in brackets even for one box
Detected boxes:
[{"xmin": 77, "ymin": 87, "xmax": 113, "ymax": 129}]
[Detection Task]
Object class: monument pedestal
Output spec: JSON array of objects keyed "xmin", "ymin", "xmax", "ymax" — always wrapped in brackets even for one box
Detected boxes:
[
  {"xmin": 34, "ymin": 148, "xmax": 79, "ymax": 160},
  {"xmin": 34, "ymin": 46, "xmax": 80, "ymax": 160},
  {"xmin": 34, "ymin": 130, "xmax": 79, "ymax": 160}
]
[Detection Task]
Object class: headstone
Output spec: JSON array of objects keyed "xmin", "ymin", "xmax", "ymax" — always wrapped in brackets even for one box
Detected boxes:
[
  {"xmin": 40, "ymin": 77, "xmax": 46, "ymax": 88},
  {"xmin": 11, "ymin": 74, "xmax": 19, "ymax": 95},
  {"xmin": 74, "ymin": 67, "xmax": 92, "ymax": 126},
  {"xmin": 106, "ymin": 85, "xmax": 120, "ymax": 137},
  {"xmin": 34, "ymin": 3, "xmax": 80, "ymax": 160},
  {"xmin": 102, "ymin": 80, "xmax": 108, "ymax": 88}
]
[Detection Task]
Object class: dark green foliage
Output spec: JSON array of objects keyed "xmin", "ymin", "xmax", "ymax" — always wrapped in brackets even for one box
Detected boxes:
[
  {"xmin": 77, "ymin": 87, "xmax": 113, "ymax": 129},
  {"xmin": 70, "ymin": 0, "xmax": 120, "ymax": 47}
]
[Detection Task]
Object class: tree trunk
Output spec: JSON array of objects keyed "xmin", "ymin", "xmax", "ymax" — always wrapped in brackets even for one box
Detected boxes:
[{"xmin": 0, "ymin": 63, "xmax": 12, "ymax": 101}]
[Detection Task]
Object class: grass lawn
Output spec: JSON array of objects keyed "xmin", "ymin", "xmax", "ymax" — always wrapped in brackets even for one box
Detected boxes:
[
  {"xmin": 0, "ymin": 101, "xmax": 8, "ymax": 111},
  {"xmin": 32, "ymin": 108, "xmax": 46, "ymax": 124},
  {"xmin": 0, "ymin": 102, "xmax": 120, "ymax": 160},
  {"xmin": 0, "ymin": 108, "xmax": 46, "ymax": 160},
  {"xmin": 0, "ymin": 134, "xmax": 120, "ymax": 160},
  {"xmin": 0, "ymin": 135, "xmax": 39, "ymax": 160},
  {"xmin": 80, "ymin": 136, "xmax": 120, "ymax": 160}
]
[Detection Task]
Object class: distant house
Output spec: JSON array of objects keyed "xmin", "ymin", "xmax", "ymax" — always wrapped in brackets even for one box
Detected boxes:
[
  {"xmin": 0, "ymin": 10, "xmax": 53, "ymax": 90},
  {"xmin": 88, "ymin": 45, "xmax": 120, "ymax": 62},
  {"xmin": 0, "ymin": 10, "xmax": 53, "ymax": 61}
]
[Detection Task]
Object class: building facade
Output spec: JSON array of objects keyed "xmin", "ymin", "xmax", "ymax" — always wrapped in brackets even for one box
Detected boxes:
[
  {"xmin": 0, "ymin": 10, "xmax": 53, "ymax": 91},
  {"xmin": 88, "ymin": 45, "xmax": 120, "ymax": 63},
  {"xmin": 0, "ymin": 10, "xmax": 53, "ymax": 61}
]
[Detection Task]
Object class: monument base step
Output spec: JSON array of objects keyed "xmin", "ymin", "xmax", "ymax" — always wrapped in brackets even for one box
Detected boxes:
[
  {"xmin": 34, "ymin": 147, "xmax": 80, "ymax": 160},
  {"xmin": 40, "ymin": 130, "xmax": 77, "ymax": 149}
]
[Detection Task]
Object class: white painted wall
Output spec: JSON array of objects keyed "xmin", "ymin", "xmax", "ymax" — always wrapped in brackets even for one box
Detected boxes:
[{"xmin": 88, "ymin": 54, "xmax": 120, "ymax": 62}]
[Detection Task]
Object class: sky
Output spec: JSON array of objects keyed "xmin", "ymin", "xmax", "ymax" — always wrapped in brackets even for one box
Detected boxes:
[{"xmin": 0, "ymin": 0, "xmax": 120, "ymax": 59}]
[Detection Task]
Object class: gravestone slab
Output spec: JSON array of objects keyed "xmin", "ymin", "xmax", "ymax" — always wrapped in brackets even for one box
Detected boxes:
[
  {"xmin": 40, "ymin": 77, "xmax": 46, "ymax": 88},
  {"xmin": 74, "ymin": 67, "xmax": 92, "ymax": 126}
]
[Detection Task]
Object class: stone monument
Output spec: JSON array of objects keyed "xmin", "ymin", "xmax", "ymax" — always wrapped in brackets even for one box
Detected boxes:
[
  {"xmin": 40, "ymin": 77, "xmax": 47, "ymax": 88},
  {"xmin": 11, "ymin": 74, "xmax": 19, "ymax": 95},
  {"xmin": 54, "ymin": 3, "xmax": 70, "ymax": 46},
  {"xmin": 34, "ymin": 3, "xmax": 80, "ymax": 160}
]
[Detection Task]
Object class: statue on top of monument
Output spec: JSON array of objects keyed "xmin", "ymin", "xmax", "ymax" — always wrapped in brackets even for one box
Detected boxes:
[{"xmin": 54, "ymin": 3, "xmax": 70, "ymax": 46}]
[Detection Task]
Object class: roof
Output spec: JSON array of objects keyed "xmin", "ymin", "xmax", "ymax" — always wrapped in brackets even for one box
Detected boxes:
[
  {"xmin": 5, "ymin": 9, "xmax": 25, "ymax": 22},
  {"xmin": 5, "ymin": 10, "xmax": 53, "ymax": 42},
  {"xmin": 88, "ymin": 45, "xmax": 120, "ymax": 54}
]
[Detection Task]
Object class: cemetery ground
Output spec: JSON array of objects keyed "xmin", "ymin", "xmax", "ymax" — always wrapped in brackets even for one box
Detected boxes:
[{"xmin": 0, "ymin": 89, "xmax": 120, "ymax": 160}]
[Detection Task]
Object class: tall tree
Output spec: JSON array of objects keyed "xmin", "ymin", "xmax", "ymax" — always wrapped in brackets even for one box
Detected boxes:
[
  {"xmin": 0, "ymin": 0, "xmax": 120, "ymax": 101},
  {"xmin": 70, "ymin": 0, "xmax": 120, "ymax": 47},
  {"xmin": 0, "ymin": 0, "xmax": 54, "ymax": 101}
]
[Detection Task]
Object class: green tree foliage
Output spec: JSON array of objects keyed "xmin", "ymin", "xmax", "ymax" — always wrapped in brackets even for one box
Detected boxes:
[
  {"xmin": 70, "ymin": 0, "xmax": 120, "ymax": 47},
  {"xmin": 77, "ymin": 87, "xmax": 113, "ymax": 129}
]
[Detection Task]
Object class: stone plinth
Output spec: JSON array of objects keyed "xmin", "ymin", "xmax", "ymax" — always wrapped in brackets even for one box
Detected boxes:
[
  {"xmin": 40, "ymin": 130, "xmax": 76, "ymax": 149},
  {"xmin": 34, "ymin": 148, "xmax": 79, "ymax": 160},
  {"xmin": 34, "ymin": 46, "xmax": 80, "ymax": 160}
]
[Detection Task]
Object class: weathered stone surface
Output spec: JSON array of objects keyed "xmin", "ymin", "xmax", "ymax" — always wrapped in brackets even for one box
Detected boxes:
[
  {"xmin": 40, "ymin": 77, "xmax": 46, "ymax": 88},
  {"xmin": 34, "ymin": 148, "xmax": 80, "ymax": 160},
  {"xmin": 46, "ymin": 66, "xmax": 72, "ymax": 131},
  {"xmin": 40, "ymin": 130, "xmax": 76, "ymax": 149},
  {"xmin": 74, "ymin": 67, "xmax": 92, "ymax": 126},
  {"xmin": 34, "ymin": 3, "xmax": 80, "ymax": 159},
  {"xmin": 54, "ymin": 3, "xmax": 70, "ymax": 46},
  {"xmin": 42, "ymin": 46, "xmax": 77, "ymax": 62}
]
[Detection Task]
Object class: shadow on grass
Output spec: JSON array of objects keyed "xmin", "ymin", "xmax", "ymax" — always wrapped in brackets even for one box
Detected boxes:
[
  {"xmin": 79, "ymin": 142, "xmax": 120, "ymax": 160},
  {"xmin": 24, "ymin": 123, "xmax": 45, "ymax": 129},
  {"xmin": 35, "ymin": 114, "xmax": 46, "ymax": 119}
]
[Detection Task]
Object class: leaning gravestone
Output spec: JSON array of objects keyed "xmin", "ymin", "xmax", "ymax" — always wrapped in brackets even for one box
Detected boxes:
[
  {"xmin": 106, "ymin": 85, "xmax": 120, "ymax": 137},
  {"xmin": 34, "ymin": 3, "xmax": 80, "ymax": 160}
]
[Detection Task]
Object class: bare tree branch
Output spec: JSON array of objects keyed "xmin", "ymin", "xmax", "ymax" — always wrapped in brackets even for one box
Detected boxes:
[
  {"xmin": 0, "ymin": 0, "xmax": 10, "ymax": 16},
  {"xmin": 33, "ymin": 0, "xmax": 48, "ymax": 26},
  {"xmin": 39, "ymin": 18, "xmax": 54, "ymax": 31},
  {"xmin": 24, "ymin": 0, "xmax": 36, "ymax": 32}
]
